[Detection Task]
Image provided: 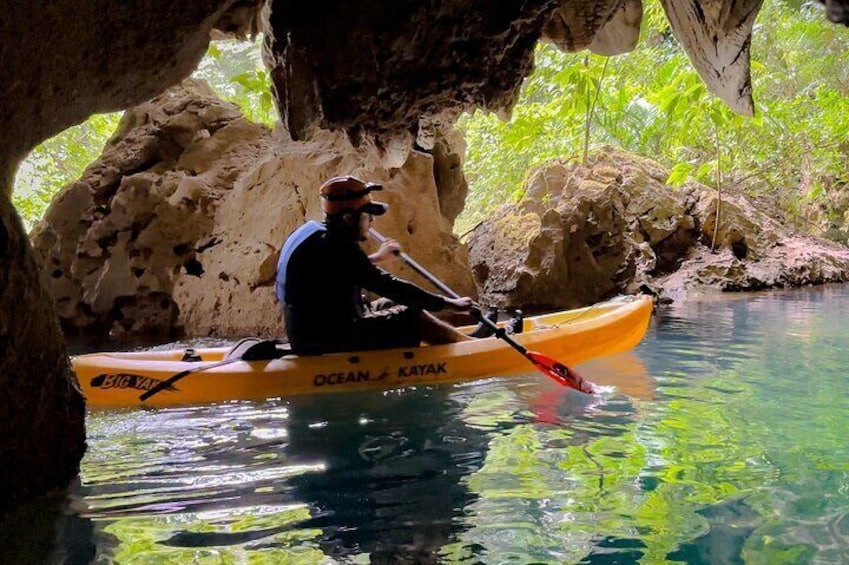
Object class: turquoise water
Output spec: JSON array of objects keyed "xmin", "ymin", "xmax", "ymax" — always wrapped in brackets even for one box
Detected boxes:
[{"xmin": 5, "ymin": 286, "xmax": 849, "ymax": 564}]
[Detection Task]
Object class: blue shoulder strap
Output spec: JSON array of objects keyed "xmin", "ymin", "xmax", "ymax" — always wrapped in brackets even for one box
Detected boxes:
[{"xmin": 275, "ymin": 221, "xmax": 325, "ymax": 304}]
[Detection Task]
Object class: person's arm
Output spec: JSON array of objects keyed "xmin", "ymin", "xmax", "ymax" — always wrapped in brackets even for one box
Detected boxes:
[
  {"xmin": 443, "ymin": 296, "xmax": 474, "ymax": 311},
  {"xmin": 353, "ymin": 249, "xmax": 447, "ymax": 311}
]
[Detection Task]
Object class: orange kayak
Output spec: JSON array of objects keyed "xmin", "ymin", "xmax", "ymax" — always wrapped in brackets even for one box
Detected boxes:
[{"xmin": 72, "ymin": 295, "xmax": 653, "ymax": 408}]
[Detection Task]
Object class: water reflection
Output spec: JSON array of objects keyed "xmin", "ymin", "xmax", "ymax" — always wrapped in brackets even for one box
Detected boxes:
[
  {"xmin": 0, "ymin": 489, "xmax": 96, "ymax": 565},
  {"xmin": 65, "ymin": 386, "xmax": 495, "ymax": 563},
  {"xmin": 271, "ymin": 389, "xmax": 489, "ymax": 562},
  {"xmin": 579, "ymin": 353, "xmax": 655, "ymax": 402},
  {"xmin": 6, "ymin": 285, "xmax": 849, "ymax": 563},
  {"xmin": 0, "ymin": 354, "xmax": 665, "ymax": 563}
]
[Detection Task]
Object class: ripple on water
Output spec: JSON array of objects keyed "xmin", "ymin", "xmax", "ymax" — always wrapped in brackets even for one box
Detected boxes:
[{"xmin": 35, "ymin": 286, "xmax": 847, "ymax": 563}]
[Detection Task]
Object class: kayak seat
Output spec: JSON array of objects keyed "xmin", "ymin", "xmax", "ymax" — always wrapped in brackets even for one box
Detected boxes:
[
  {"xmin": 468, "ymin": 308, "xmax": 524, "ymax": 337},
  {"xmin": 180, "ymin": 348, "xmax": 203, "ymax": 362},
  {"xmin": 224, "ymin": 338, "xmax": 290, "ymax": 361}
]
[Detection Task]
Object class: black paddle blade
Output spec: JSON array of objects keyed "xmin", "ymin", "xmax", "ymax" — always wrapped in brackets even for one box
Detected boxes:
[{"xmin": 527, "ymin": 351, "xmax": 596, "ymax": 394}]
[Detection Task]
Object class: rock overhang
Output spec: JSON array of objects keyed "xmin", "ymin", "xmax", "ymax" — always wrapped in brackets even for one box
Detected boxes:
[
  {"xmin": 5, "ymin": 0, "xmax": 848, "ymax": 179},
  {"xmin": 260, "ymin": 0, "xmax": 770, "ymax": 145}
]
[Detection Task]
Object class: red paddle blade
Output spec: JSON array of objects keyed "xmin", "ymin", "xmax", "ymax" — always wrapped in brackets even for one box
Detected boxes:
[{"xmin": 527, "ymin": 351, "xmax": 596, "ymax": 394}]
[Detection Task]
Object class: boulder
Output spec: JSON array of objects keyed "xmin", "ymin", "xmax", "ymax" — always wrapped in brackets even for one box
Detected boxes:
[
  {"xmin": 32, "ymin": 79, "xmax": 272, "ymax": 338},
  {"xmin": 469, "ymin": 150, "xmax": 638, "ymax": 310},
  {"xmin": 469, "ymin": 146, "xmax": 849, "ymax": 309},
  {"xmin": 32, "ymin": 80, "xmax": 475, "ymax": 340}
]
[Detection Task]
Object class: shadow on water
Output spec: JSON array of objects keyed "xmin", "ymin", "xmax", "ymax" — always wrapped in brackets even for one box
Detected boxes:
[
  {"xmin": 665, "ymin": 498, "xmax": 761, "ymax": 565},
  {"xmin": 157, "ymin": 389, "xmax": 490, "ymax": 563},
  {"xmin": 279, "ymin": 390, "xmax": 488, "ymax": 563},
  {"xmin": 0, "ymin": 488, "xmax": 96, "ymax": 565}
]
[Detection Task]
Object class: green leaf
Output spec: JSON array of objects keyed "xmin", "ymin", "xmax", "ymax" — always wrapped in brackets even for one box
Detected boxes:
[
  {"xmin": 805, "ymin": 184, "xmax": 825, "ymax": 200},
  {"xmin": 666, "ymin": 162, "xmax": 695, "ymax": 187}
]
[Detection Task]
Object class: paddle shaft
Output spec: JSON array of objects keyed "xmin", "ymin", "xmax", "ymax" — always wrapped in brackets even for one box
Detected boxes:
[
  {"xmin": 369, "ymin": 229, "xmax": 595, "ymax": 392},
  {"xmin": 140, "ymin": 339, "xmax": 283, "ymax": 401},
  {"xmin": 139, "ymin": 358, "xmax": 237, "ymax": 401},
  {"xmin": 368, "ymin": 228, "xmax": 529, "ymax": 355}
]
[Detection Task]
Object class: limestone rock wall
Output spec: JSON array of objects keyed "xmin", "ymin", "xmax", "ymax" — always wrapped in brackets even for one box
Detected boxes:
[
  {"xmin": 174, "ymin": 125, "xmax": 476, "ymax": 338},
  {"xmin": 469, "ymin": 147, "xmax": 849, "ymax": 310},
  {"xmin": 0, "ymin": 0, "xmax": 264, "ymax": 513},
  {"xmin": 0, "ymin": 195, "xmax": 87, "ymax": 512},
  {"xmin": 32, "ymin": 81, "xmax": 475, "ymax": 340},
  {"xmin": 468, "ymin": 152, "xmax": 642, "ymax": 310},
  {"xmin": 32, "ymin": 80, "xmax": 273, "ymax": 338},
  {"xmin": 544, "ymin": 0, "xmax": 627, "ymax": 52},
  {"xmin": 0, "ymin": 0, "xmax": 255, "ymax": 183},
  {"xmin": 659, "ymin": 0, "xmax": 762, "ymax": 116}
]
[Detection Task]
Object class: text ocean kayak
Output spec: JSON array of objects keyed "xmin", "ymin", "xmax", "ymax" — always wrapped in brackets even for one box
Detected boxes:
[{"xmin": 73, "ymin": 295, "xmax": 653, "ymax": 408}]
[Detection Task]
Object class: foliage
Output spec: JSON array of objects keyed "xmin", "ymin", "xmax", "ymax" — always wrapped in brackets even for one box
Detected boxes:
[
  {"xmin": 13, "ymin": 113, "xmax": 122, "ymax": 231},
  {"xmin": 193, "ymin": 39, "xmax": 277, "ymax": 127},
  {"xmin": 13, "ymin": 39, "xmax": 274, "ymax": 232},
  {"xmin": 457, "ymin": 0, "xmax": 849, "ymax": 234}
]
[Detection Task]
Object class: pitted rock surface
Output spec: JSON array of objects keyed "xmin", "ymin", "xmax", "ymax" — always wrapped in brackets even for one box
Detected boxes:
[
  {"xmin": 32, "ymin": 80, "xmax": 475, "ymax": 339},
  {"xmin": 0, "ymin": 0, "xmax": 263, "ymax": 513},
  {"xmin": 32, "ymin": 80, "xmax": 272, "ymax": 338},
  {"xmin": 469, "ymin": 147, "xmax": 849, "ymax": 310}
]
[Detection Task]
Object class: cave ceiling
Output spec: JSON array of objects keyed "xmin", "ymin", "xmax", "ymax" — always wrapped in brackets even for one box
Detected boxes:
[{"xmin": 2, "ymin": 0, "xmax": 848, "ymax": 186}]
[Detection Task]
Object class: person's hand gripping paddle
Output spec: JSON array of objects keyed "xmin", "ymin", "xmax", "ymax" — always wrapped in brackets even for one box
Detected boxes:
[{"xmin": 369, "ymin": 229, "xmax": 596, "ymax": 393}]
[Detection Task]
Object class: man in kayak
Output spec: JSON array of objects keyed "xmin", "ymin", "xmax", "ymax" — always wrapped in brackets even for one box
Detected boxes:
[{"xmin": 276, "ymin": 175, "xmax": 475, "ymax": 355}]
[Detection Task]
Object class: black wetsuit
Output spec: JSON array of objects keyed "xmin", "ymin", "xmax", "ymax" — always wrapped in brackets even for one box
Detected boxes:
[{"xmin": 278, "ymin": 220, "xmax": 446, "ymax": 354}]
